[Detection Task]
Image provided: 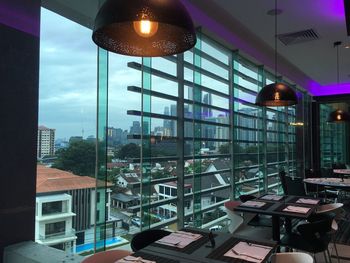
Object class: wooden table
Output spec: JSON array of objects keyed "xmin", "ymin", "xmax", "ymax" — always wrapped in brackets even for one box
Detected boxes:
[
  {"xmin": 234, "ymin": 195, "xmax": 319, "ymax": 244},
  {"xmin": 137, "ymin": 228, "xmax": 277, "ymax": 263}
]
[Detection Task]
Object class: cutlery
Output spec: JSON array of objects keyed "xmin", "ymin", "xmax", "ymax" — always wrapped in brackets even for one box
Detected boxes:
[
  {"xmin": 231, "ymin": 248, "xmax": 263, "ymax": 260},
  {"xmin": 247, "ymin": 242, "xmax": 271, "ymax": 249}
]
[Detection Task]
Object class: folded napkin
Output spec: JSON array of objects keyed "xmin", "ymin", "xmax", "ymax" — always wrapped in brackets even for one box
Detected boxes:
[
  {"xmin": 296, "ymin": 198, "xmax": 319, "ymax": 205},
  {"xmin": 115, "ymin": 255, "xmax": 155, "ymax": 263},
  {"xmin": 260, "ymin": 194, "xmax": 283, "ymax": 201},
  {"xmin": 224, "ymin": 241, "xmax": 272, "ymax": 263},
  {"xmin": 241, "ymin": 201, "xmax": 266, "ymax": 208},
  {"xmin": 283, "ymin": 205, "xmax": 310, "ymax": 214},
  {"xmin": 156, "ymin": 231, "xmax": 202, "ymax": 248}
]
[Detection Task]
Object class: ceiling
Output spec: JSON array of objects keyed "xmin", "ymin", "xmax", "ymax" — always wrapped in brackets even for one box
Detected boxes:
[
  {"xmin": 186, "ymin": 0, "xmax": 350, "ymax": 95},
  {"xmin": 42, "ymin": 0, "xmax": 350, "ymax": 96}
]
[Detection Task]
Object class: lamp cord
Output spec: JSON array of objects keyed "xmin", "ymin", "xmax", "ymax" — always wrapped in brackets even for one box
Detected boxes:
[
  {"xmin": 336, "ymin": 43, "xmax": 339, "ymax": 85},
  {"xmin": 275, "ymin": 0, "xmax": 277, "ymax": 82}
]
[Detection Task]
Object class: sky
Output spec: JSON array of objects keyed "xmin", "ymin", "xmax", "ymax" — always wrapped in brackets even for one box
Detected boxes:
[{"xmin": 39, "ymin": 8, "xmax": 141, "ymax": 140}]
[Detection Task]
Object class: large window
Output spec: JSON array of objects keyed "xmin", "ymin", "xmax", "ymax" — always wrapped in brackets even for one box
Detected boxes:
[{"xmin": 38, "ymin": 5, "xmax": 311, "ymax": 255}]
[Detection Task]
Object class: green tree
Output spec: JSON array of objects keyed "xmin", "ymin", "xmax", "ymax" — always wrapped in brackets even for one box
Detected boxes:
[
  {"xmin": 52, "ymin": 140, "xmax": 95, "ymax": 176},
  {"xmin": 117, "ymin": 143, "xmax": 140, "ymax": 159}
]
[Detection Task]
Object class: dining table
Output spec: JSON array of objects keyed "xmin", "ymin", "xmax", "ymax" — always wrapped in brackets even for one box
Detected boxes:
[
  {"xmin": 304, "ymin": 177, "xmax": 350, "ymax": 191},
  {"xmin": 333, "ymin": 169, "xmax": 350, "ymax": 177},
  {"xmin": 233, "ymin": 194, "xmax": 320, "ymax": 244},
  {"xmin": 121, "ymin": 228, "xmax": 277, "ymax": 263}
]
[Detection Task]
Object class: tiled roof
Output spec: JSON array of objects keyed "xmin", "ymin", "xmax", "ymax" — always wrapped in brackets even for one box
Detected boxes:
[{"xmin": 36, "ymin": 165, "xmax": 113, "ymax": 193}]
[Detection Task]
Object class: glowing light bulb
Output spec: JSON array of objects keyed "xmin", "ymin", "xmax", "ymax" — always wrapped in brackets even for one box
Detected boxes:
[
  {"xmin": 337, "ymin": 114, "xmax": 341, "ymax": 120},
  {"xmin": 274, "ymin": 91, "xmax": 280, "ymax": 101},
  {"xmin": 133, "ymin": 20, "xmax": 159, "ymax": 38}
]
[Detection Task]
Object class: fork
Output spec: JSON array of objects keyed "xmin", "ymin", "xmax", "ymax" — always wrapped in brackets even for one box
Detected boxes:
[{"xmin": 231, "ymin": 249, "xmax": 263, "ymax": 261}]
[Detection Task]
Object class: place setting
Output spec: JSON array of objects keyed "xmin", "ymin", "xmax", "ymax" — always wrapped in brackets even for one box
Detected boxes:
[
  {"xmin": 258, "ymin": 194, "xmax": 285, "ymax": 202},
  {"xmin": 207, "ymin": 238, "xmax": 274, "ymax": 263}
]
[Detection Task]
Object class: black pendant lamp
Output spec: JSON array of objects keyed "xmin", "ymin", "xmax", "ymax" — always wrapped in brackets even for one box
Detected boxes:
[
  {"xmin": 328, "ymin": 41, "xmax": 350, "ymax": 123},
  {"xmin": 328, "ymin": 109, "xmax": 350, "ymax": 122},
  {"xmin": 92, "ymin": 0, "xmax": 196, "ymax": 57},
  {"xmin": 255, "ymin": 0, "xmax": 297, "ymax": 107}
]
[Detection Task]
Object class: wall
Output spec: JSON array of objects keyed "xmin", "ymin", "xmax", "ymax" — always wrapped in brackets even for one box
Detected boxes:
[{"xmin": 0, "ymin": 0, "xmax": 40, "ymax": 259}]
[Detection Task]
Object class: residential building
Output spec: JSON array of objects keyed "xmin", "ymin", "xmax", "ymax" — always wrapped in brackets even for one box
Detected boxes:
[{"xmin": 37, "ymin": 125, "xmax": 55, "ymax": 159}]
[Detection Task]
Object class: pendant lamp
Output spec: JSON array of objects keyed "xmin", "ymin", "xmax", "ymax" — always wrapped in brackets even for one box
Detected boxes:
[
  {"xmin": 255, "ymin": 0, "xmax": 297, "ymax": 107},
  {"xmin": 328, "ymin": 41, "xmax": 350, "ymax": 123},
  {"xmin": 92, "ymin": 0, "xmax": 196, "ymax": 57}
]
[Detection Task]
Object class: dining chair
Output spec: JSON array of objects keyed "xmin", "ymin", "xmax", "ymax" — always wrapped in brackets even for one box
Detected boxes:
[
  {"xmin": 284, "ymin": 176, "xmax": 307, "ymax": 196},
  {"xmin": 82, "ymin": 249, "xmax": 132, "ymax": 263},
  {"xmin": 311, "ymin": 203, "xmax": 344, "ymax": 263},
  {"xmin": 271, "ymin": 252, "xmax": 314, "ymax": 263},
  {"xmin": 280, "ymin": 213, "xmax": 335, "ymax": 263},
  {"xmin": 130, "ymin": 229, "xmax": 171, "ymax": 252},
  {"xmin": 278, "ymin": 171, "xmax": 288, "ymax": 194},
  {"xmin": 224, "ymin": 200, "xmax": 273, "ymax": 240}
]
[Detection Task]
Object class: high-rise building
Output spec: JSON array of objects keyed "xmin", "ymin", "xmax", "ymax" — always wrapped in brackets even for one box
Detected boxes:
[{"xmin": 37, "ymin": 126, "xmax": 55, "ymax": 159}]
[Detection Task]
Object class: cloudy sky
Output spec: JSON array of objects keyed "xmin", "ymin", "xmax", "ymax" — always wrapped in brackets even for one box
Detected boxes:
[{"xmin": 39, "ymin": 8, "xmax": 142, "ymax": 140}]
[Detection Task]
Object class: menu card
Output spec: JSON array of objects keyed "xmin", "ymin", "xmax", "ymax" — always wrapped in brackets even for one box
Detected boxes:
[
  {"xmin": 224, "ymin": 241, "xmax": 272, "ymax": 263},
  {"xmin": 260, "ymin": 194, "xmax": 283, "ymax": 201},
  {"xmin": 115, "ymin": 255, "xmax": 155, "ymax": 263},
  {"xmin": 155, "ymin": 231, "xmax": 202, "ymax": 248},
  {"xmin": 283, "ymin": 205, "xmax": 310, "ymax": 214},
  {"xmin": 241, "ymin": 201, "xmax": 266, "ymax": 208},
  {"xmin": 296, "ymin": 198, "xmax": 319, "ymax": 205}
]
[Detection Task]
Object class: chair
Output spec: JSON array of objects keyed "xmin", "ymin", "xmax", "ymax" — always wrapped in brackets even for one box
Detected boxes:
[
  {"xmin": 278, "ymin": 171, "xmax": 288, "ymax": 194},
  {"xmin": 224, "ymin": 200, "xmax": 272, "ymax": 240},
  {"xmin": 130, "ymin": 229, "xmax": 171, "ymax": 251},
  {"xmin": 82, "ymin": 250, "xmax": 132, "ymax": 263},
  {"xmin": 224, "ymin": 201, "xmax": 244, "ymax": 233},
  {"xmin": 280, "ymin": 213, "xmax": 335, "ymax": 263},
  {"xmin": 284, "ymin": 176, "xmax": 307, "ymax": 196},
  {"xmin": 271, "ymin": 252, "xmax": 314, "ymax": 263},
  {"xmin": 311, "ymin": 203, "xmax": 344, "ymax": 263}
]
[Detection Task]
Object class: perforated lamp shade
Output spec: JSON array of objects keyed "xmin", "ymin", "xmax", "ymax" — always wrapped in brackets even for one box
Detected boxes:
[
  {"xmin": 255, "ymin": 82, "xmax": 298, "ymax": 106},
  {"xmin": 92, "ymin": 0, "xmax": 196, "ymax": 57},
  {"xmin": 327, "ymin": 109, "xmax": 350, "ymax": 122}
]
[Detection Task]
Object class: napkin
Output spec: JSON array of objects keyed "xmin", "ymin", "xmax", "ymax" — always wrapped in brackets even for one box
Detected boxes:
[
  {"xmin": 115, "ymin": 255, "xmax": 155, "ymax": 263},
  {"xmin": 224, "ymin": 241, "xmax": 272, "ymax": 263},
  {"xmin": 241, "ymin": 201, "xmax": 266, "ymax": 208},
  {"xmin": 156, "ymin": 231, "xmax": 202, "ymax": 248},
  {"xmin": 260, "ymin": 194, "xmax": 283, "ymax": 201},
  {"xmin": 296, "ymin": 198, "xmax": 319, "ymax": 205},
  {"xmin": 283, "ymin": 205, "xmax": 310, "ymax": 214}
]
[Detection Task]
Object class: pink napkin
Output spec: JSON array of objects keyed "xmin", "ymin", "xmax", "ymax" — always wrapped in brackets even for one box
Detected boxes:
[
  {"xmin": 260, "ymin": 194, "xmax": 283, "ymax": 201},
  {"xmin": 156, "ymin": 231, "xmax": 202, "ymax": 248},
  {"xmin": 283, "ymin": 205, "xmax": 310, "ymax": 214},
  {"xmin": 115, "ymin": 255, "xmax": 155, "ymax": 263},
  {"xmin": 224, "ymin": 242, "xmax": 272, "ymax": 263},
  {"xmin": 241, "ymin": 201, "xmax": 266, "ymax": 208},
  {"xmin": 296, "ymin": 198, "xmax": 319, "ymax": 205}
]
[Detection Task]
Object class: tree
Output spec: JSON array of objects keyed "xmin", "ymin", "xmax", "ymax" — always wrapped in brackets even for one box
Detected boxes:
[
  {"xmin": 52, "ymin": 140, "xmax": 95, "ymax": 176},
  {"xmin": 117, "ymin": 143, "xmax": 140, "ymax": 159}
]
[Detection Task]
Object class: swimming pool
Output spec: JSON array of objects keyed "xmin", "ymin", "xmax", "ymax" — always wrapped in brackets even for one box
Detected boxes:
[{"xmin": 76, "ymin": 237, "xmax": 125, "ymax": 253}]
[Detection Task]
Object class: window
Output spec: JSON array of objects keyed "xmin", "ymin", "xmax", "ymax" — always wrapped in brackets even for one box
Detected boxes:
[
  {"xmin": 45, "ymin": 221, "xmax": 66, "ymax": 236},
  {"xmin": 42, "ymin": 201, "xmax": 63, "ymax": 215}
]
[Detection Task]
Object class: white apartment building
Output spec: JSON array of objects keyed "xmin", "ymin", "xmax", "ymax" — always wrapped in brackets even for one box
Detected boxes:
[
  {"xmin": 35, "ymin": 194, "xmax": 77, "ymax": 253},
  {"xmin": 37, "ymin": 125, "xmax": 55, "ymax": 159}
]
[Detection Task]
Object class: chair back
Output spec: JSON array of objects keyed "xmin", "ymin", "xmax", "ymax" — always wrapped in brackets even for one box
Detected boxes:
[
  {"xmin": 271, "ymin": 252, "xmax": 314, "ymax": 263},
  {"xmin": 297, "ymin": 213, "xmax": 334, "ymax": 243},
  {"xmin": 130, "ymin": 229, "xmax": 170, "ymax": 251},
  {"xmin": 278, "ymin": 171, "xmax": 288, "ymax": 194},
  {"xmin": 239, "ymin": 194, "xmax": 255, "ymax": 202},
  {"xmin": 82, "ymin": 250, "xmax": 132, "ymax": 263},
  {"xmin": 224, "ymin": 201, "xmax": 244, "ymax": 234},
  {"xmin": 332, "ymin": 163, "xmax": 347, "ymax": 169},
  {"xmin": 284, "ymin": 176, "xmax": 306, "ymax": 196}
]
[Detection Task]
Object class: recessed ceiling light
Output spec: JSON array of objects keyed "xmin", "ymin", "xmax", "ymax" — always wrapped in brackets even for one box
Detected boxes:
[
  {"xmin": 345, "ymin": 44, "xmax": 350, "ymax": 49},
  {"xmin": 267, "ymin": 9, "xmax": 283, "ymax": 16}
]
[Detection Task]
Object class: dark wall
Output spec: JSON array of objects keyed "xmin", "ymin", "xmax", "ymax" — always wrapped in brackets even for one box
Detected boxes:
[{"xmin": 0, "ymin": 0, "xmax": 40, "ymax": 259}]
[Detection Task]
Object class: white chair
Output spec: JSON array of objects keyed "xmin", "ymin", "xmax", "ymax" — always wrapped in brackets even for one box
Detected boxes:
[
  {"xmin": 224, "ymin": 201, "xmax": 244, "ymax": 233},
  {"xmin": 271, "ymin": 252, "xmax": 314, "ymax": 263}
]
